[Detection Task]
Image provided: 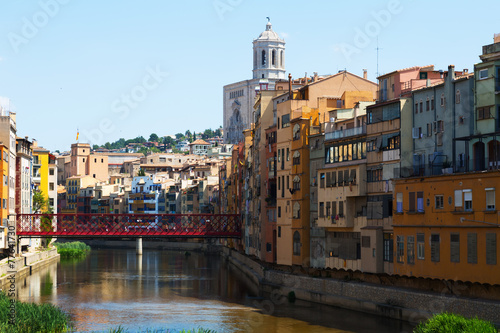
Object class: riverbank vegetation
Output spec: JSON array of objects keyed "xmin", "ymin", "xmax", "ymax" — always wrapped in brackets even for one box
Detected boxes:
[
  {"xmin": 108, "ymin": 328, "xmax": 216, "ymax": 333},
  {"xmin": 53, "ymin": 241, "xmax": 91, "ymax": 259},
  {"xmin": 0, "ymin": 292, "xmax": 73, "ymax": 332},
  {"xmin": 414, "ymin": 312, "xmax": 497, "ymax": 332}
]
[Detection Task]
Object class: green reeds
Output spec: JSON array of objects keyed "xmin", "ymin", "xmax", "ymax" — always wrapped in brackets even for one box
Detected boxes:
[
  {"xmin": 414, "ymin": 312, "xmax": 497, "ymax": 333},
  {"xmin": 0, "ymin": 292, "xmax": 73, "ymax": 332},
  {"xmin": 53, "ymin": 241, "xmax": 91, "ymax": 259}
]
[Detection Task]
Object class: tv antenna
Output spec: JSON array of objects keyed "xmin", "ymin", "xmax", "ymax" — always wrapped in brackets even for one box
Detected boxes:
[{"xmin": 376, "ymin": 37, "xmax": 382, "ymax": 78}]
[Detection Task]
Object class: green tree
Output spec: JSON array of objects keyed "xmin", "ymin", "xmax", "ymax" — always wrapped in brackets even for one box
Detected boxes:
[
  {"xmin": 138, "ymin": 168, "xmax": 146, "ymax": 176},
  {"xmin": 149, "ymin": 133, "xmax": 159, "ymax": 142},
  {"xmin": 92, "ymin": 144, "xmax": 100, "ymax": 150},
  {"xmin": 203, "ymin": 129, "xmax": 213, "ymax": 139},
  {"xmin": 214, "ymin": 127, "xmax": 222, "ymax": 137},
  {"xmin": 33, "ymin": 190, "xmax": 48, "ymax": 213},
  {"xmin": 175, "ymin": 133, "xmax": 184, "ymax": 140},
  {"xmin": 185, "ymin": 130, "xmax": 191, "ymax": 139},
  {"xmin": 163, "ymin": 136, "xmax": 176, "ymax": 148}
]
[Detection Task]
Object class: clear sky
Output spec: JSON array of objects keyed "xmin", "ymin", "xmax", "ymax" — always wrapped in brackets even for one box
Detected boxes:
[{"xmin": 0, "ymin": 0, "xmax": 498, "ymax": 152}]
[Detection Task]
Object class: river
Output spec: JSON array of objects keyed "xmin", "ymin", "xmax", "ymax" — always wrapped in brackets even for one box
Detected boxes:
[{"xmin": 16, "ymin": 248, "xmax": 414, "ymax": 332}]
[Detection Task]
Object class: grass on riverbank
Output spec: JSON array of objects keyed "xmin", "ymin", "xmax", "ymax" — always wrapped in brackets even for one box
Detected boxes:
[
  {"xmin": 0, "ymin": 292, "xmax": 73, "ymax": 333},
  {"xmin": 414, "ymin": 312, "xmax": 497, "ymax": 333},
  {"xmin": 107, "ymin": 328, "xmax": 216, "ymax": 333},
  {"xmin": 53, "ymin": 241, "xmax": 91, "ymax": 259}
]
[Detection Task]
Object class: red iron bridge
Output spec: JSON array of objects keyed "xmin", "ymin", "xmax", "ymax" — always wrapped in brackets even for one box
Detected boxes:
[{"xmin": 16, "ymin": 214, "xmax": 242, "ymax": 238}]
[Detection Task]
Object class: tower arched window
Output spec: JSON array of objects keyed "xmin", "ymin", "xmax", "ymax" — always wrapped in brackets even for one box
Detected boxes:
[
  {"xmin": 293, "ymin": 231, "xmax": 301, "ymax": 255},
  {"xmin": 261, "ymin": 50, "xmax": 266, "ymax": 66},
  {"xmin": 272, "ymin": 50, "xmax": 276, "ymax": 66},
  {"xmin": 280, "ymin": 50, "xmax": 284, "ymax": 68}
]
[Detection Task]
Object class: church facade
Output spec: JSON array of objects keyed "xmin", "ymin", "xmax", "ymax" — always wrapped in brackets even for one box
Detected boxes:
[{"xmin": 223, "ymin": 21, "xmax": 286, "ymax": 144}]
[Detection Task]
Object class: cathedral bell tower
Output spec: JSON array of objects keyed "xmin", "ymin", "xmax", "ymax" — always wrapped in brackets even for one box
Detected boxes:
[{"xmin": 252, "ymin": 19, "xmax": 286, "ymax": 80}]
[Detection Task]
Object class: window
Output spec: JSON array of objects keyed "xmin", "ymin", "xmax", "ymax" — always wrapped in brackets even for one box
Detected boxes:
[
  {"xmin": 293, "ymin": 124, "xmax": 300, "ymax": 140},
  {"xmin": 456, "ymin": 90, "xmax": 461, "ymax": 104},
  {"xmin": 477, "ymin": 106, "xmax": 491, "ymax": 120},
  {"xmin": 415, "ymin": 102, "xmax": 418, "ymax": 114},
  {"xmin": 319, "ymin": 202, "xmax": 324, "ymax": 218},
  {"xmin": 292, "ymin": 151, "xmax": 300, "ymax": 165},
  {"xmin": 467, "ymin": 233, "xmax": 477, "ymax": 264},
  {"xmin": 396, "ymin": 193, "xmax": 403, "ymax": 213},
  {"xmin": 367, "ymin": 168, "xmax": 382, "ymax": 182},
  {"xmin": 293, "ymin": 176, "xmax": 300, "ymax": 191},
  {"xmin": 479, "ymin": 69, "xmax": 488, "ymax": 80},
  {"xmin": 278, "ymin": 206, "xmax": 281, "ymax": 218},
  {"xmin": 431, "ymin": 234, "xmax": 440, "ymax": 262},
  {"xmin": 455, "ymin": 189, "xmax": 464, "ymax": 209},
  {"xmin": 49, "ymin": 183, "xmax": 54, "ymax": 191},
  {"xmin": 383, "ymin": 233, "xmax": 393, "ymax": 262},
  {"xmin": 271, "ymin": 50, "xmax": 276, "ymax": 66},
  {"xmin": 261, "ymin": 50, "xmax": 266, "ymax": 66},
  {"xmin": 463, "ymin": 189, "xmax": 472, "ymax": 211},
  {"xmin": 49, "ymin": 168, "xmax": 55, "ymax": 176},
  {"xmin": 293, "ymin": 231, "xmax": 301, "ymax": 255},
  {"xmin": 426, "ymin": 98, "xmax": 430, "ymax": 111},
  {"xmin": 282, "ymin": 114, "xmax": 290, "ymax": 128},
  {"xmin": 325, "ymin": 201, "xmax": 331, "ymax": 217},
  {"xmin": 450, "ymin": 233, "xmax": 460, "ymax": 263},
  {"xmin": 396, "ymin": 235, "xmax": 404, "ymax": 263},
  {"xmin": 278, "ymin": 226, "xmax": 281, "ymax": 237},
  {"xmin": 286, "ymin": 148, "xmax": 290, "ymax": 161},
  {"xmin": 435, "ymin": 195, "xmax": 444, "ymax": 209},
  {"xmin": 486, "ymin": 188, "xmax": 495, "ymax": 210},
  {"xmin": 338, "ymin": 201, "xmax": 344, "ymax": 217},
  {"xmin": 431, "ymin": 97, "xmax": 435, "ymax": 110},
  {"xmin": 407, "ymin": 236, "xmax": 415, "ymax": 264},
  {"xmin": 440, "ymin": 93, "xmax": 445, "ymax": 107},
  {"xmin": 320, "ymin": 173, "xmax": 325, "ymax": 188},
  {"xmin": 427, "ymin": 123, "xmax": 432, "ymax": 137},
  {"xmin": 293, "ymin": 202, "xmax": 300, "ymax": 219},
  {"xmin": 486, "ymin": 233, "xmax": 497, "ymax": 265},
  {"xmin": 419, "ymin": 101, "xmax": 423, "ymax": 113}
]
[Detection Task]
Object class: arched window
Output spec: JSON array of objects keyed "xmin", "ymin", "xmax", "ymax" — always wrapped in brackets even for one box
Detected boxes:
[
  {"xmin": 293, "ymin": 175, "xmax": 301, "ymax": 191},
  {"xmin": 293, "ymin": 151, "xmax": 300, "ymax": 165},
  {"xmin": 440, "ymin": 93, "xmax": 445, "ymax": 107},
  {"xmin": 261, "ymin": 50, "xmax": 266, "ymax": 66},
  {"xmin": 293, "ymin": 124, "xmax": 300, "ymax": 140},
  {"xmin": 293, "ymin": 231, "xmax": 301, "ymax": 255},
  {"xmin": 293, "ymin": 202, "xmax": 301, "ymax": 219},
  {"xmin": 280, "ymin": 50, "xmax": 284, "ymax": 68},
  {"xmin": 456, "ymin": 89, "xmax": 461, "ymax": 104},
  {"xmin": 272, "ymin": 50, "xmax": 276, "ymax": 66}
]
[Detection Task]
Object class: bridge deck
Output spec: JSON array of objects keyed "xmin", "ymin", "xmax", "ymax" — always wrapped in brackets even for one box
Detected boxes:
[{"xmin": 16, "ymin": 213, "xmax": 242, "ymax": 238}]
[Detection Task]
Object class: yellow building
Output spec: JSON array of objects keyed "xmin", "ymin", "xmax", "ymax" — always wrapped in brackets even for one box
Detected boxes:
[
  {"xmin": 32, "ymin": 142, "xmax": 57, "ymax": 212},
  {"xmin": 393, "ymin": 172, "xmax": 500, "ymax": 285},
  {"xmin": 64, "ymin": 175, "xmax": 99, "ymax": 213}
]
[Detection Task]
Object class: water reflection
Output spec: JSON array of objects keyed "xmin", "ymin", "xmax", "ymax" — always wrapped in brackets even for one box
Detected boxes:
[{"xmin": 17, "ymin": 249, "xmax": 413, "ymax": 332}]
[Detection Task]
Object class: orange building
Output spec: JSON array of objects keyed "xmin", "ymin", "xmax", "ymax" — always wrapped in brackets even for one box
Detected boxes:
[{"xmin": 393, "ymin": 172, "xmax": 500, "ymax": 285}]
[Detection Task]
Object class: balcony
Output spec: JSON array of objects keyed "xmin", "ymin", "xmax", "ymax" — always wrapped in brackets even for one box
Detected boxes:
[{"xmin": 325, "ymin": 125, "xmax": 366, "ymax": 141}]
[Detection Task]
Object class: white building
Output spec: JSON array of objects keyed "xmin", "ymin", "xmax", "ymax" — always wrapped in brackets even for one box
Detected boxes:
[{"xmin": 223, "ymin": 20, "xmax": 286, "ymax": 144}]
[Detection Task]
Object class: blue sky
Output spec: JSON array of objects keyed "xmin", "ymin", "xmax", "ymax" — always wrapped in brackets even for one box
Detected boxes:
[{"xmin": 0, "ymin": 0, "xmax": 498, "ymax": 152}]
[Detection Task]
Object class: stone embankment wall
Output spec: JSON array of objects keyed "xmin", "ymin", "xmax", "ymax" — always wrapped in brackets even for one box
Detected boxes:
[
  {"xmin": 222, "ymin": 247, "xmax": 500, "ymax": 326},
  {"xmin": 0, "ymin": 248, "xmax": 59, "ymax": 289}
]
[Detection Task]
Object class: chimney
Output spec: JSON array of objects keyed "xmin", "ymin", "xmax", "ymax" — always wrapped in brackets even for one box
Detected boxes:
[
  {"xmin": 313, "ymin": 72, "xmax": 318, "ymax": 82},
  {"xmin": 288, "ymin": 73, "xmax": 292, "ymax": 99},
  {"xmin": 448, "ymin": 64, "xmax": 455, "ymax": 80},
  {"xmin": 494, "ymin": 33, "xmax": 500, "ymax": 44},
  {"xmin": 463, "ymin": 69, "xmax": 468, "ymax": 74},
  {"xmin": 363, "ymin": 69, "xmax": 367, "ymax": 79}
]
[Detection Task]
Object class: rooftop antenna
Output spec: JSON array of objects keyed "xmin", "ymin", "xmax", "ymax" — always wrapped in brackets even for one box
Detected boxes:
[{"xmin": 376, "ymin": 37, "xmax": 382, "ymax": 78}]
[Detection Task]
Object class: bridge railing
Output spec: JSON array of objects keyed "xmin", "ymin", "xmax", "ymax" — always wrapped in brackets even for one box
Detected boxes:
[{"xmin": 17, "ymin": 213, "xmax": 242, "ymax": 238}]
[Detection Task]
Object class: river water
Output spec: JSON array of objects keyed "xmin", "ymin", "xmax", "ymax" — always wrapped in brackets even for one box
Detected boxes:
[{"xmin": 16, "ymin": 249, "xmax": 414, "ymax": 332}]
